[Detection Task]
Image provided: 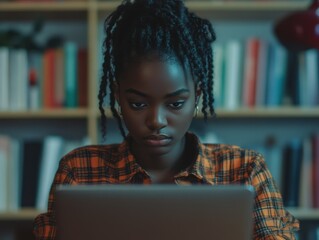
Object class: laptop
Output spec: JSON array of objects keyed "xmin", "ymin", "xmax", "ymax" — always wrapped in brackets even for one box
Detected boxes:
[{"xmin": 55, "ymin": 184, "xmax": 255, "ymax": 240}]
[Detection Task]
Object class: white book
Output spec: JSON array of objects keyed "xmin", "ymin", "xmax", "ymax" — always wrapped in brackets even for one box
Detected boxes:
[
  {"xmin": 16, "ymin": 49, "xmax": 28, "ymax": 110},
  {"xmin": 224, "ymin": 40, "xmax": 242, "ymax": 110},
  {"xmin": 0, "ymin": 136, "xmax": 10, "ymax": 211},
  {"xmin": 6, "ymin": 139, "xmax": 22, "ymax": 211},
  {"xmin": 299, "ymin": 137, "xmax": 313, "ymax": 209},
  {"xmin": 9, "ymin": 50, "xmax": 20, "ymax": 111},
  {"xmin": 36, "ymin": 136, "xmax": 64, "ymax": 211},
  {"xmin": 213, "ymin": 43, "xmax": 224, "ymax": 108},
  {"xmin": 0, "ymin": 47, "xmax": 10, "ymax": 111}
]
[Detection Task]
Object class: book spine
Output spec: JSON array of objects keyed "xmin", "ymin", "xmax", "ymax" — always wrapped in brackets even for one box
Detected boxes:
[
  {"xmin": 0, "ymin": 48, "xmax": 9, "ymax": 111},
  {"xmin": 54, "ymin": 48, "xmax": 65, "ymax": 107},
  {"xmin": 312, "ymin": 134, "xmax": 319, "ymax": 208},
  {"xmin": 255, "ymin": 40, "xmax": 268, "ymax": 107},
  {"xmin": 282, "ymin": 138, "xmax": 303, "ymax": 207},
  {"xmin": 224, "ymin": 40, "xmax": 243, "ymax": 110},
  {"xmin": 21, "ymin": 140, "xmax": 43, "ymax": 208},
  {"xmin": 43, "ymin": 49, "xmax": 56, "ymax": 109},
  {"xmin": 77, "ymin": 48, "xmax": 88, "ymax": 107},
  {"xmin": 36, "ymin": 136, "xmax": 64, "ymax": 210},
  {"xmin": 242, "ymin": 38, "xmax": 259, "ymax": 108},
  {"xmin": 64, "ymin": 42, "xmax": 78, "ymax": 108}
]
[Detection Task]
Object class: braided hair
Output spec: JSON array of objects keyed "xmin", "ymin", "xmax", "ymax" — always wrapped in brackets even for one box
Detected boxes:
[{"xmin": 98, "ymin": 0, "xmax": 216, "ymax": 139}]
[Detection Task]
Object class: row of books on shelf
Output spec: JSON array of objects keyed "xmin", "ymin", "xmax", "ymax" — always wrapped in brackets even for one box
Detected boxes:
[
  {"xmin": 253, "ymin": 133, "xmax": 319, "ymax": 209},
  {"xmin": 213, "ymin": 38, "xmax": 319, "ymax": 109},
  {"xmin": 0, "ymin": 135, "xmax": 89, "ymax": 212},
  {"xmin": 0, "ymin": 42, "xmax": 88, "ymax": 112},
  {"xmin": 0, "ymin": 132, "xmax": 318, "ymax": 211}
]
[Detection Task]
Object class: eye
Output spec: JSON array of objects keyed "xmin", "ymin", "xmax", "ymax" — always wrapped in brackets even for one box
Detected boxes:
[
  {"xmin": 129, "ymin": 102, "xmax": 147, "ymax": 110},
  {"xmin": 168, "ymin": 101, "xmax": 185, "ymax": 110}
]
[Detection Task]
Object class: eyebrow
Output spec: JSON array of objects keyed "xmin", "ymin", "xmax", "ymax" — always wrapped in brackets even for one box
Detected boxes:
[{"xmin": 125, "ymin": 88, "xmax": 190, "ymax": 98}]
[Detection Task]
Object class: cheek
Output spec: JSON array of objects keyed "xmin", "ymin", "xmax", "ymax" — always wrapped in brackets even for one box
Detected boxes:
[
  {"xmin": 121, "ymin": 107, "xmax": 143, "ymax": 133},
  {"xmin": 168, "ymin": 103, "xmax": 194, "ymax": 128}
]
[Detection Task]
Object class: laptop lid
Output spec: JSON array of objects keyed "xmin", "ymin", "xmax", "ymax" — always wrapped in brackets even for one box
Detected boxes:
[{"xmin": 56, "ymin": 184, "xmax": 255, "ymax": 240}]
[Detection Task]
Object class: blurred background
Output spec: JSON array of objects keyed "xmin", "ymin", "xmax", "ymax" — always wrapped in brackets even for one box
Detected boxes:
[{"xmin": 0, "ymin": 0, "xmax": 318, "ymax": 239}]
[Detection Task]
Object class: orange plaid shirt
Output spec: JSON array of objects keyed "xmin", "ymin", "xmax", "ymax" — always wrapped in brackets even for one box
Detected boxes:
[{"xmin": 33, "ymin": 132, "xmax": 299, "ymax": 239}]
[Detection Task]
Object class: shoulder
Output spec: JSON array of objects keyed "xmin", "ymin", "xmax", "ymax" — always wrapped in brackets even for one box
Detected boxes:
[
  {"xmin": 202, "ymin": 143, "xmax": 264, "ymax": 162},
  {"xmin": 200, "ymin": 143, "xmax": 266, "ymax": 183},
  {"xmin": 60, "ymin": 143, "xmax": 123, "ymax": 168}
]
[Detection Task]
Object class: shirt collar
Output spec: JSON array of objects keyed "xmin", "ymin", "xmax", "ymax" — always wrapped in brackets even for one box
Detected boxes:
[
  {"xmin": 115, "ymin": 132, "xmax": 215, "ymax": 184},
  {"xmin": 174, "ymin": 132, "xmax": 215, "ymax": 184}
]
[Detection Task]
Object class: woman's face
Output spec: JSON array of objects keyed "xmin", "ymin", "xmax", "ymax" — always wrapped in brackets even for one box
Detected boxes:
[{"xmin": 117, "ymin": 58, "xmax": 198, "ymax": 156}]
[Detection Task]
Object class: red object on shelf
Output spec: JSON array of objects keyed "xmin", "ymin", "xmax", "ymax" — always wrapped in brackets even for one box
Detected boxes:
[{"xmin": 274, "ymin": 0, "xmax": 319, "ymax": 51}]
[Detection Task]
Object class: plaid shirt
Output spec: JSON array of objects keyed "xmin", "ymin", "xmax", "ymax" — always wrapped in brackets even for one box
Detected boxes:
[{"xmin": 33, "ymin": 132, "xmax": 299, "ymax": 240}]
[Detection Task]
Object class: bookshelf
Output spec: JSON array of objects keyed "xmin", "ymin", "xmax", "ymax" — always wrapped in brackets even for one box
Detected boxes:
[
  {"xmin": 1, "ymin": 207, "xmax": 319, "ymax": 221},
  {"xmin": 0, "ymin": 0, "xmax": 318, "ymax": 239}
]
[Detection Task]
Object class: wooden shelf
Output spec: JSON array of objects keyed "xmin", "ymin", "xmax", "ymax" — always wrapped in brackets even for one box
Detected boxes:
[
  {"xmin": 0, "ymin": 1, "xmax": 89, "ymax": 11},
  {"xmin": 185, "ymin": 1, "xmax": 309, "ymax": 11},
  {"xmin": 0, "ymin": 207, "xmax": 318, "ymax": 221},
  {"xmin": 0, "ymin": 209, "xmax": 40, "ymax": 221},
  {"xmin": 96, "ymin": 1, "xmax": 309, "ymax": 11},
  {"xmin": 97, "ymin": 107, "xmax": 319, "ymax": 119},
  {"xmin": 96, "ymin": 0, "xmax": 310, "ymax": 20},
  {"xmin": 0, "ymin": 1, "xmax": 89, "ymax": 20},
  {"xmin": 0, "ymin": 108, "xmax": 89, "ymax": 119},
  {"xmin": 215, "ymin": 107, "xmax": 319, "ymax": 118},
  {"xmin": 288, "ymin": 208, "xmax": 319, "ymax": 220}
]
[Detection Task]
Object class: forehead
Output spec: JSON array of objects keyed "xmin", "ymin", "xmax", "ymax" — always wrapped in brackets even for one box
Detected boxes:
[{"xmin": 119, "ymin": 59, "xmax": 194, "ymax": 95}]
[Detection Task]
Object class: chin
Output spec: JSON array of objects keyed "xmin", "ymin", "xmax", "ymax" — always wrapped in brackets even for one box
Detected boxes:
[{"xmin": 144, "ymin": 145, "xmax": 173, "ymax": 157}]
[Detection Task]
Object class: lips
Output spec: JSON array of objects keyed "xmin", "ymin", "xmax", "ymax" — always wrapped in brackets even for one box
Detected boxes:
[{"xmin": 144, "ymin": 134, "xmax": 172, "ymax": 147}]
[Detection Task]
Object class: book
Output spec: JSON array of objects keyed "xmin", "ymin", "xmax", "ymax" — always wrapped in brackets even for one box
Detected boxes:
[
  {"xmin": 20, "ymin": 140, "xmax": 43, "ymax": 208},
  {"xmin": 284, "ymin": 51, "xmax": 299, "ymax": 106},
  {"xmin": 213, "ymin": 43, "xmax": 224, "ymax": 108},
  {"xmin": 6, "ymin": 138, "xmax": 22, "ymax": 211},
  {"xmin": 0, "ymin": 47, "xmax": 9, "ymax": 111},
  {"xmin": 299, "ymin": 137, "xmax": 313, "ymax": 209},
  {"xmin": 312, "ymin": 134, "xmax": 319, "ymax": 208},
  {"xmin": 28, "ymin": 51, "xmax": 43, "ymax": 110},
  {"xmin": 54, "ymin": 48, "xmax": 65, "ymax": 107},
  {"xmin": 9, "ymin": 50, "xmax": 21, "ymax": 110},
  {"xmin": 298, "ymin": 52, "xmax": 307, "ymax": 106},
  {"xmin": 0, "ymin": 136, "xmax": 10, "ymax": 211},
  {"xmin": 242, "ymin": 38, "xmax": 260, "ymax": 108},
  {"xmin": 16, "ymin": 49, "xmax": 28, "ymax": 111},
  {"xmin": 304, "ymin": 49, "xmax": 319, "ymax": 107},
  {"xmin": 264, "ymin": 137, "xmax": 284, "ymax": 193},
  {"xmin": 223, "ymin": 40, "xmax": 243, "ymax": 109},
  {"xmin": 255, "ymin": 40, "xmax": 268, "ymax": 107},
  {"xmin": 64, "ymin": 42, "xmax": 78, "ymax": 108},
  {"xmin": 36, "ymin": 136, "xmax": 64, "ymax": 210},
  {"xmin": 78, "ymin": 48, "xmax": 88, "ymax": 107},
  {"xmin": 43, "ymin": 49, "xmax": 56, "ymax": 108},
  {"xmin": 282, "ymin": 138, "xmax": 303, "ymax": 207},
  {"xmin": 265, "ymin": 44, "xmax": 288, "ymax": 107}
]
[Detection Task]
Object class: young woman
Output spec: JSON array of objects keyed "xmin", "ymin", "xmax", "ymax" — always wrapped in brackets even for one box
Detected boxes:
[{"xmin": 34, "ymin": 0, "xmax": 299, "ymax": 239}]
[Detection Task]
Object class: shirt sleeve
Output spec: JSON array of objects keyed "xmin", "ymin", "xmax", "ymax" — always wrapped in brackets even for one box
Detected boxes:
[
  {"xmin": 249, "ymin": 153, "xmax": 300, "ymax": 240},
  {"xmin": 33, "ymin": 158, "xmax": 77, "ymax": 240}
]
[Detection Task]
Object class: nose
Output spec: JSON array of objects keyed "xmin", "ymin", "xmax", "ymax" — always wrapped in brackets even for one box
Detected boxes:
[{"xmin": 146, "ymin": 107, "xmax": 168, "ymax": 131}]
